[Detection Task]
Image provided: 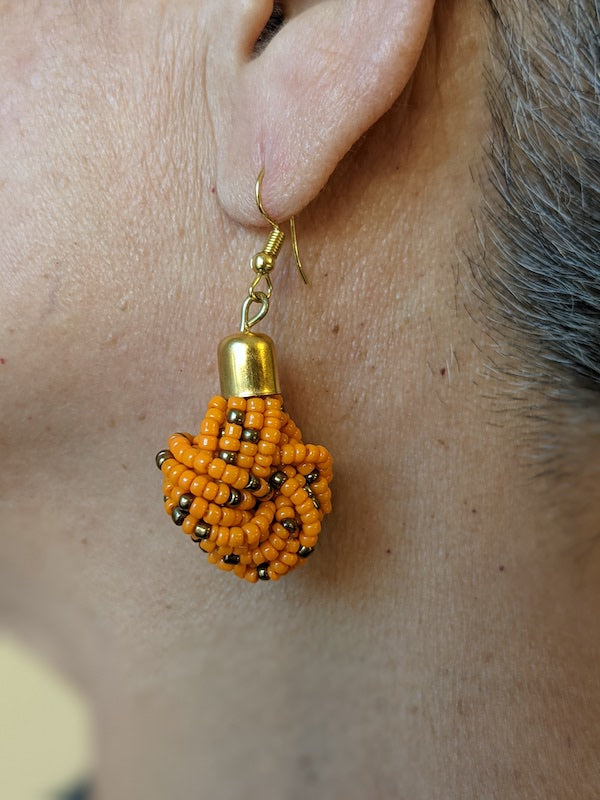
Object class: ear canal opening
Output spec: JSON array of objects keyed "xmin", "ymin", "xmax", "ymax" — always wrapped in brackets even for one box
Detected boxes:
[{"xmin": 253, "ymin": 2, "xmax": 286, "ymax": 56}]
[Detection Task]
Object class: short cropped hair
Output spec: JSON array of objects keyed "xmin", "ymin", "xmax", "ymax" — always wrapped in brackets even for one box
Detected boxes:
[{"xmin": 476, "ymin": 1, "xmax": 599, "ymax": 421}]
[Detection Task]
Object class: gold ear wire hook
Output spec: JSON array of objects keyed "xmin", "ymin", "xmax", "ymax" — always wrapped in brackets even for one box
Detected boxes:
[
  {"xmin": 290, "ymin": 216, "xmax": 309, "ymax": 285},
  {"xmin": 255, "ymin": 169, "xmax": 309, "ymax": 285}
]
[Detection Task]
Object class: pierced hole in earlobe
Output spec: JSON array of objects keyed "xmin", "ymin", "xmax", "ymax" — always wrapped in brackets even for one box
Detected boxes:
[{"xmin": 253, "ymin": 2, "xmax": 285, "ymax": 56}]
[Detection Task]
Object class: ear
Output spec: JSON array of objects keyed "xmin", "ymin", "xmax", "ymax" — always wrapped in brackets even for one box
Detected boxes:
[{"xmin": 209, "ymin": 0, "xmax": 435, "ymax": 225}]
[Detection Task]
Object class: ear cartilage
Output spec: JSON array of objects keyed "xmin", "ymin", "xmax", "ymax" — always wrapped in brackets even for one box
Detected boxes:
[{"xmin": 155, "ymin": 171, "xmax": 333, "ymax": 582}]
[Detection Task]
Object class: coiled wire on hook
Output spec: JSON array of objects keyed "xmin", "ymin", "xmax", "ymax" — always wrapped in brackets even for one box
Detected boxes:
[{"xmin": 239, "ymin": 169, "xmax": 308, "ymax": 333}]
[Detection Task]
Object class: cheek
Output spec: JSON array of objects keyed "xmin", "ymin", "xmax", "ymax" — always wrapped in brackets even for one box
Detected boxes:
[
  {"xmin": 0, "ymin": 7, "xmax": 102, "ymax": 320},
  {"xmin": 0, "ymin": 4, "xmax": 221, "ymax": 462},
  {"xmin": 0, "ymin": 17, "xmax": 161, "ymax": 449}
]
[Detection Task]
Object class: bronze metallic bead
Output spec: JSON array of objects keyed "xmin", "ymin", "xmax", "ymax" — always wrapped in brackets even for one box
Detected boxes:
[
  {"xmin": 222, "ymin": 553, "xmax": 241, "ymax": 565},
  {"xmin": 192, "ymin": 521, "xmax": 211, "ymax": 541},
  {"xmin": 245, "ymin": 473, "xmax": 261, "ymax": 492},
  {"xmin": 297, "ymin": 545, "xmax": 314, "ymax": 558},
  {"xmin": 219, "ymin": 450, "xmax": 237, "ymax": 464},
  {"xmin": 282, "ymin": 519, "xmax": 298, "ymax": 534},
  {"xmin": 305, "ymin": 469, "xmax": 319, "ymax": 484},
  {"xmin": 257, "ymin": 562, "xmax": 271, "ymax": 580},
  {"xmin": 254, "ymin": 484, "xmax": 272, "ymax": 500},
  {"xmin": 241, "ymin": 428, "xmax": 260, "ymax": 443},
  {"xmin": 178, "ymin": 492, "xmax": 195, "ymax": 510},
  {"xmin": 226, "ymin": 409, "xmax": 245, "ymax": 425},
  {"xmin": 155, "ymin": 449, "xmax": 173, "ymax": 469},
  {"xmin": 227, "ymin": 488, "xmax": 242, "ymax": 507},
  {"xmin": 306, "ymin": 488, "xmax": 321, "ymax": 510},
  {"xmin": 269, "ymin": 470, "xmax": 287, "ymax": 490},
  {"xmin": 171, "ymin": 507, "xmax": 188, "ymax": 526}
]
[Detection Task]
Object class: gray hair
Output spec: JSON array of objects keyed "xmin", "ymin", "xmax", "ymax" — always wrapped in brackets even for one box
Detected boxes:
[{"xmin": 474, "ymin": 1, "xmax": 600, "ymax": 439}]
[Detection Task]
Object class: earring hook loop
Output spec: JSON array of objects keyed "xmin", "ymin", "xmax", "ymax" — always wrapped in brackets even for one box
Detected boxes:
[{"xmin": 240, "ymin": 291, "xmax": 269, "ymax": 332}]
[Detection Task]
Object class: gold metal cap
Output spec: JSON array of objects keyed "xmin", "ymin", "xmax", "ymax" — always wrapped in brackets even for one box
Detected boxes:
[{"xmin": 218, "ymin": 332, "xmax": 280, "ymax": 398}]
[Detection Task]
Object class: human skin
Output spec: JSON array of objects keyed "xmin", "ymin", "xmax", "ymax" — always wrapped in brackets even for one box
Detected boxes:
[{"xmin": 1, "ymin": 2, "xmax": 599, "ymax": 798}]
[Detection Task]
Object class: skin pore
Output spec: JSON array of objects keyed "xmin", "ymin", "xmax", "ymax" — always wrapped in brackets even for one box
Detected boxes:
[{"xmin": 1, "ymin": 2, "xmax": 599, "ymax": 798}]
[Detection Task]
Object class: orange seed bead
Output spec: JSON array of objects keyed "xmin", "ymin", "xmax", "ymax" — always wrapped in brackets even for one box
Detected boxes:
[
  {"xmin": 300, "ymin": 510, "xmax": 320, "ymax": 526},
  {"xmin": 178, "ymin": 470, "xmax": 197, "ymax": 491},
  {"xmin": 232, "ymin": 470, "xmax": 250, "ymax": 491},
  {"xmin": 190, "ymin": 497, "xmax": 208, "ymax": 518},
  {"xmin": 239, "ymin": 441, "xmax": 257, "ymax": 457},
  {"xmin": 265, "ymin": 396, "xmax": 281, "ymax": 410},
  {"xmin": 205, "ymin": 408, "xmax": 225, "ymax": 423},
  {"xmin": 167, "ymin": 463, "xmax": 186, "ymax": 482},
  {"xmin": 229, "ymin": 527, "xmax": 244, "ymax": 548},
  {"xmin": 261, "ymin": 543, "xmax": 278, "ymax": 562},
  {"xmin": 291, "ymin": 488, "xmax": 308, "ymax": 506},
  {"xmin": 246, "ymin": 397, "xmax": 265, "ymax": 412},
  {"xmin": 261, "ymin": 426, "xmax": 281, "ymax": 443},
  {"xmin": 302, "ymin": 522, "xmax": 321, "ymax": 537},
  {"xmin": 219, "ymin": 508, "xmax": 237, "ymax": 527},
  {"xmin": 269, "ymin": 534, "xmax": 286, "ymax": 550},
  {"xmin": 215, "ymin": 484, "xmax": 231, "ymax": 504},
  {"xmin": 243, "ymin": 522, "xmax": 260, "ymax": 546},
  {"xmin": 305, "ymin": 445, "xmax": 320, "ymax": 462},
  {"xmin": 209, "ymin": 396, "xmax": 227, "ymax": 410},
  {"xmin": 294, "ymin": 443, "xmax": 307, "ymax": 462},
  {"xmin": 244, "ymin": 411, "xmax": 263, "ymax": 429},
  {"xmin": 221, "ymin": 465, "xmax": 240, "ymax": 485},
  {"xmin": 228, "ymin": 397, "xmax": 246, "ymax": 411},
  {"xmin": 189, "ymin": 475, "xmax": 208, "ymax": 496},
  {"xmin": 251, "ymin": 464, "xmax": 270, "ymax": 478},
  {"xmin": 216, "ymin": 527, "xmax": 230, "ymax": 547},
  {"xmin": 224, "ymin": 423, "xmax": 242, "ymax": 438},
  {"xmin": 182, "ymin": 515, "xmax": 198, "ymax": 535},
  {"xmin": 297, "ymin": 499, "xmax": 315, "ymax": 516},
  {"xmin": 200, "ymin": 418, "xmax": 220, "ymax": 436},
  {"xmin": 193, "ymin": 451, "xmax": 212, "ymax": 473},
  {"xmin": 208, "ymin": 459, "xmax": 226, "ymax": 480},
  {"xmin": 198, "ymin": 435, "xmax": 218, "ymax": 450},
  {"xmin": 198, "ymin": 481, "xmax": 216, "ymax": 501},
  {"xmin": 257, "ymin": 440, "xmax": 276, "ymax": 456},
  {"xmin": 282, "ymin": 445, "xmax": 297, "ymax": 464},
  {"xmin": 219, "ymin": 436, "xmax": 240, "ymax": 452},
  {"xmin": 204, "ymin": 504, "xmax": 222, "ymax": 525}
]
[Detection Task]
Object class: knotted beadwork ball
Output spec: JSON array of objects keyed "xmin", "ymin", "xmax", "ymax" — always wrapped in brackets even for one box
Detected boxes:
[{"xmin": 156, "ymin": 394, "xmax": 333, "ymax": 582}]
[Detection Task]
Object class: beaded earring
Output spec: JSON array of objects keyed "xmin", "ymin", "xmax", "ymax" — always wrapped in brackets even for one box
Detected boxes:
[{"xmin": 155, "ymin": 171, "xmax": 333, "ymax": 583}]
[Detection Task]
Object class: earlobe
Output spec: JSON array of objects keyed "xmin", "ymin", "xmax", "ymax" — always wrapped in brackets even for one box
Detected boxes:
[{"xmin": 212, "ymin": 0, "xmax": 435, "ymax": 226}]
